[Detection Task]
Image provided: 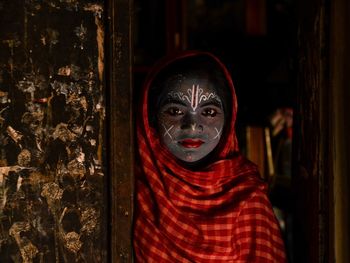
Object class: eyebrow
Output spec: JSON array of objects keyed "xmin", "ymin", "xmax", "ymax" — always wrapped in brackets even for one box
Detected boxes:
[
  {"xmin": 161, "ymin": 98, "xmax": 187, "ymax": 107},
  {"xmin": 200, "ymin": 100, "xmax": 223, "ymax": 108}
]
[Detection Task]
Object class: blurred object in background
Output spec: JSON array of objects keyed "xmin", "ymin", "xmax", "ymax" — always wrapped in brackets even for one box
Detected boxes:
[
  {"xmin": 269, "ymin": 107, "xmax": 294, "ymax": 262},
  {"xmin": 270, "ymin": 107, "xmax": 293, "ymax": 181}
]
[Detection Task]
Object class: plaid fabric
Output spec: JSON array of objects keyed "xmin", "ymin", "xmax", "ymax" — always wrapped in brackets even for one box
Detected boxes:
[{"xmin": 134, "ymin": 51, "xmax": 287, "ymax": 262}]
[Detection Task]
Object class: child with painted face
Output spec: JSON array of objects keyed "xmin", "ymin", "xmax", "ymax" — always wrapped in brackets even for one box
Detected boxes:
[
  {"xmin": 134, "ymin": 51, "xmax": 287, "ymax": 262},
  {"xmin": 155, "ymin": 66, "xmax": 227, "ymax": 165}
]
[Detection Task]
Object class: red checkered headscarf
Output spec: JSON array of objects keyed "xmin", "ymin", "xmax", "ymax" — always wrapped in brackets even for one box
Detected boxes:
[{"xmin": 134, "ymin": 51, "xmax": 286, "ymax": 262}]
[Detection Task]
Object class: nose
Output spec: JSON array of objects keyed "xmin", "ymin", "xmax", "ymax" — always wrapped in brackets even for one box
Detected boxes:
[{"xmin": 180, "ymin": 112, "xmax": 203, "ymax": 132}]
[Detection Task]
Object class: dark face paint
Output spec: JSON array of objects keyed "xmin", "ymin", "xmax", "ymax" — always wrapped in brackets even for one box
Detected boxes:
[{"xmin": 157, "ymin": 77, "xmax": 225, "ymax": 163}]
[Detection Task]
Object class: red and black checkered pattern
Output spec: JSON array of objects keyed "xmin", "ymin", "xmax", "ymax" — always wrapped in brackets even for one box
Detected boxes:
[{"xmin": 134, "ymin": 51, "xmax": 287, "ymax": 262}]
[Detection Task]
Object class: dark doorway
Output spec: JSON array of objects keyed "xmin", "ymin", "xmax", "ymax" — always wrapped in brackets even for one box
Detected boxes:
[{"xmin": 133, "ymin": 0, "xmax": 297, "ymax": 262}]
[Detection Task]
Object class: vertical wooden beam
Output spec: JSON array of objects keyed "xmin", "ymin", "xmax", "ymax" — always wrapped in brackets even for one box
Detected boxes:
[
  {"xmin": 294, "ymin": 0, "xmax": 332, "ymax": 262},
  {"xmin": 107, "ymin": 0, "xmax": 134, "ymax": 262},
  {"xmin": 331, "ymin": 0, "xmax": 350, "ymax": 262}
]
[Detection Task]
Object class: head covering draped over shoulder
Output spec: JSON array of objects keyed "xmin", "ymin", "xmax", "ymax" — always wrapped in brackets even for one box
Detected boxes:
[{"xmin": 134, "ymin": 51, "xmax": 286, "ymax": 262}]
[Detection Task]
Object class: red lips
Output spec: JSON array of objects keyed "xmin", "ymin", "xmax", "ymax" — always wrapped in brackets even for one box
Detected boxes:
[{"xmin": 179, "ymin": 139, "xmax": 204, "ymax": 148}]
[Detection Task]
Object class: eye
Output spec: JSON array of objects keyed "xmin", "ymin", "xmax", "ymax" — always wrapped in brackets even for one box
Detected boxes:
[
  {"xmin": 202, "ymin": 108, "xmax": 218, "ymax": 117},
  {"xmin": 165, "ymin": 107, "xmax": 184, "ymax": 116}
]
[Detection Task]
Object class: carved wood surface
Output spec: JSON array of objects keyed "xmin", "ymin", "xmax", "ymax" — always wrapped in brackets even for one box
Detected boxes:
[{"xmin": 0, "ymin": 1, "xmax": 107, "ymax": 262}]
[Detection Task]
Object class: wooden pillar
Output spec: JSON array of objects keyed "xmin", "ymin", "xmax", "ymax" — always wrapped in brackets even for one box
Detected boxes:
[
  {"xmin": 294, "ymin": 0, "xmax": 333, "ymax": 262},
  {"xmin": 331, "ymin": 0, "xmax": 350, "ymax": 262},
  {"xmin": 107, "ymin": 0, "xmax": 134, "ymax": 262}
]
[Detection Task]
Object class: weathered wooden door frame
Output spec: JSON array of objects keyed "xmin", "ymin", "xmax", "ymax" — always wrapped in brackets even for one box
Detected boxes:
[{"xmin": 107, "ymin": 0, "xmax": 134, "ymax": 262}]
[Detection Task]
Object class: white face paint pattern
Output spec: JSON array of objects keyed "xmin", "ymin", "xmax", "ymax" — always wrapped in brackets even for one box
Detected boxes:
[
  {"xmin": 213, "ymin": 127, "xmax": 222, "ymax": 140},
  {"xmin": 157, "ymin": 77, "xmax": 226, "ymax": 163},
  {"xmin": 163, "ymin": 124, "xmax": 174, "ymax": 139},
  {"xmin": 168, "ymin": 84, "xmax": 221, "ymax": 112}
]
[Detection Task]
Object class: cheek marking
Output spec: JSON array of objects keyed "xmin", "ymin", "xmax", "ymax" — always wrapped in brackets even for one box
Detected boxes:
[
  {"xmin": 213, "ymin": 127, "xmax": 222, "ymax": 140},
  {"xmin": 163, "ymin": 124, "xmax": 174, "ymax": 139}
]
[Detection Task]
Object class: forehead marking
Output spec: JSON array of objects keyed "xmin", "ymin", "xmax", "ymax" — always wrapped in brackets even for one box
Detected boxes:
[
  {"xmin": 168, "ymin": 84, "xmax": 221, "ymax": 112},
  {"xmin": 191, "ymin": 84, "xmax": 199, "ymax": 111}
]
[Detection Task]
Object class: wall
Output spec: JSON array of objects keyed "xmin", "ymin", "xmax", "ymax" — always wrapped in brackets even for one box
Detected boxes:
[{"xmin": 0, "ymin": 1, "xmax": 107, "ymax": 262}]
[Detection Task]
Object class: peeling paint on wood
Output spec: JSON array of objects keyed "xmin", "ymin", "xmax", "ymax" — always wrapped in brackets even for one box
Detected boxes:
[{"xmin": 0, "ymin": 1, "xmax": 107, "ymax": 262}]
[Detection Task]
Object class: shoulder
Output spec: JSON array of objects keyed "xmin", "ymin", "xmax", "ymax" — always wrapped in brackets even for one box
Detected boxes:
[
  {"xmin": 235, "ymin": 190, "xmax": 278, "ymax": 229},
  {"xmin": 233, "ymin": 189, "xmax": 287, "ymax": 262}
]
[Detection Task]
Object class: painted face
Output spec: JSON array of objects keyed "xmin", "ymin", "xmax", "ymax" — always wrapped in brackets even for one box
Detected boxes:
[{"xmin": 157, "ymin": 77, "xmax": 225, "ymax": 163}]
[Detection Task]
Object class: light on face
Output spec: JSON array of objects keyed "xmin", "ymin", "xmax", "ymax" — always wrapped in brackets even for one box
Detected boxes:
[{"xmin": 157, "ymin": 78, "xmax": 225, "ymax": 163}]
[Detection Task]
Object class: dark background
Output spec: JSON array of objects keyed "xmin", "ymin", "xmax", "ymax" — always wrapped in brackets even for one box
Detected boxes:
[{"xmin": 133, "ymin": 0, "xmax": 296, "ymax": 127}]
